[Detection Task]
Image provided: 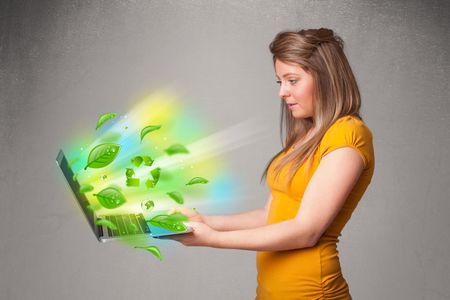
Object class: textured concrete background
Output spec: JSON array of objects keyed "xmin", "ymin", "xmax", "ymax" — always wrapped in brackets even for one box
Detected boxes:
[{"xmin": 1, "ymin": 0, "xmax": 449, "ymax": 299}]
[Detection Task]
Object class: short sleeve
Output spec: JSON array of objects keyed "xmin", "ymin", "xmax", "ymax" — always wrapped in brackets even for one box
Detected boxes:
[{"xmin": 319, "ymin": 116, "xmax": 374, "ymax": 169}]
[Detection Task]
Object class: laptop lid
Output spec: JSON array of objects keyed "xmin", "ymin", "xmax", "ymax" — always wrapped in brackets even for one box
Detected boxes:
[{"xmin": 56, "ymin": 149, "xmax": 99, "ymax": 239}]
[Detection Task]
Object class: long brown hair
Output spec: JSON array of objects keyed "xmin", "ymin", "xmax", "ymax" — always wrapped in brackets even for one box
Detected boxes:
[{"xmin": 261, "ymin": 28, "xmax": 362, "ymax": 186}]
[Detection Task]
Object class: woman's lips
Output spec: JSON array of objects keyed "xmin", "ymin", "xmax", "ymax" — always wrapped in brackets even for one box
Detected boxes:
[{"xmin": 288, "ymin": 103, "xmax": 298, "ymax": 109}]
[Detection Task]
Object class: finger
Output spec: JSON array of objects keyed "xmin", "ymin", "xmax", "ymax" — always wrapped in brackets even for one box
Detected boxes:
[
  {"xmin": 184, "ymin": 221, "xmax": 198, "ymax": 231},
  {"xmin": 169, "ymin": 236, "xmax": 188, "ymax": 244}
]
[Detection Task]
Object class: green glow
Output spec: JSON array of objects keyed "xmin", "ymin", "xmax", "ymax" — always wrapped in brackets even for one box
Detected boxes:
[
  {"xmin": 68, "ymin": 157, "xmax": 79, "ymax": 167},
  {"xmin": 99, "ymin": 131, "xmax": 122, "ymax": 143},
  {"xmin": 61, "ymin": 90, "xmax": 242, "ymax": 256}
]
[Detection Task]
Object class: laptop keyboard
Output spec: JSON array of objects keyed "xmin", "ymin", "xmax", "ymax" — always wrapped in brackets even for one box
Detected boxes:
[{"xmin": 98, "ymin": 214, "xmax": 151, "ymax": 237}]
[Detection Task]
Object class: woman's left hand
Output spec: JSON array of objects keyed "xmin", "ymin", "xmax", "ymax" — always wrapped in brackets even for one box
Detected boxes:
[{"xmin": 170, "ymin": 221, "xmax": 219, "ymax": 247}]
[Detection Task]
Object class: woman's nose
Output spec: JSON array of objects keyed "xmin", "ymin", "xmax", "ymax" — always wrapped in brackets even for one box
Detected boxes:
[{"xmin": 279, "ymin": 83, "xmax": 290, "ymax": 100}]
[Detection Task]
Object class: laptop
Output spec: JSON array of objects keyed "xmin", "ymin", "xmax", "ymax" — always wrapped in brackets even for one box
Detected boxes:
[{"xmin": 55, "ymin": 149, "xmax": 192, "ymax": 242}]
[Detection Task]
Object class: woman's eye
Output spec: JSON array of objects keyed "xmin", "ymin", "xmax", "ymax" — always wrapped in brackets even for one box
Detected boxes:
[{"xmin": 275, "ymin": 79, "xmax": 297, "ymax": 86}]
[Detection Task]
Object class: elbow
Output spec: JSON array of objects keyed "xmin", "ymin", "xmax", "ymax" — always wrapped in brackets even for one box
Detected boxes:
[
  {"xmin": 292, "ymin": 221, "xmax": 321, "ymax": 248},
  {"xmin": 306, "ymin": 234, "xmax": 320, "ymax": 247},
  {"xmin": 260, "ymin": 208, "xmax": 269, "ymax": 225},
  {"xmin": 301, "ymin": 232, "xmax": 320, "ymax": 248}
]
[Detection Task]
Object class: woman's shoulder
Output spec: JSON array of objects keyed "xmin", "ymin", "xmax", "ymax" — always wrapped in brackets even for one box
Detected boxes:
[
  {"xmin": 319, "ymin": 115, "xmax": 374, "ymax": 169},
  {"xmin": 324, "ymin": 115, "xmax": 373, "ymax": 140}
]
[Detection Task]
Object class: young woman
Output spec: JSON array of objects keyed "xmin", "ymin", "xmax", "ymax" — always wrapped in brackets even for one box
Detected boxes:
[{"xmin": 170, "ymin": 28, "xmax": 374, "ymax": 299}]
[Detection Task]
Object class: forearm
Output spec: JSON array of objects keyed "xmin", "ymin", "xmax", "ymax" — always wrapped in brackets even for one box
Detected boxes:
[
  {"xmin": 212, "ymin": 219, "xmax": 317, "ymax": 251},
  {"xmin": 203, "ymin": 208, "xmax": 267, "ymax": 231}
]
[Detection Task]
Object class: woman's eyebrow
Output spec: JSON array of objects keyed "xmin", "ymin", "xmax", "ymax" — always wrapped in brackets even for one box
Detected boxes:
[{"xmin": 275, "ymin": 72, "xmax": 300, "ymax": 79}]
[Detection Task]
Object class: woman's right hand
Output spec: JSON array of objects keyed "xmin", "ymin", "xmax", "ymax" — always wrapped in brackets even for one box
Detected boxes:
[{"xmin": 168, "ymin": 207, "xmax": 205, "ymax": 223}]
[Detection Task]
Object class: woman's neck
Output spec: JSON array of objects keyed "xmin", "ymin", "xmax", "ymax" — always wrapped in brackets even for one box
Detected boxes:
[{"xmin": 292, "ymin": 128, "xmax": 316, "ymax": 149}]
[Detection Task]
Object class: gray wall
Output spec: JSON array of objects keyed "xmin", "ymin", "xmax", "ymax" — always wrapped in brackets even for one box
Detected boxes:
[{"xmin": 1, "ymin": 0, "xmax": 449, "ymax": 299}]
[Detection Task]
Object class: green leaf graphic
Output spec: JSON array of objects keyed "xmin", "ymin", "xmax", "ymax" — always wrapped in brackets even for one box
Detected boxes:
[
  {"xmin": 127, "ymin": 223, "xmax": 138, "ymax": 234},
  {"xmin": 93, "ymin": 187, "xmax": 126, "ymax": 209},
  {"xmin": 84, "ymin": 143, "xmax": 121, "ymax": 170},
  {"xmin": 126, "ymin": 178, "xmax": 140, "ymax": 187},
  {"xmin": 186, "ymin": 177, "xmax": 209, "ymax": 185},
  {"xmin": 126, "ymin": 168, "xmax": 135, "ymax": 178},
  {"xmin": 140, "ymin": 125, "xmax": 162, "ymax": 142},
  {"xmin": 72, "ymin": 173, "xmax": 78, "ymax": 182},
  {"xmin": 95, "ymin": 219, "xmax": 118, "ymax": 230},
  {"xmin": 134, "ymin": 245, "xmax": 163, "ymax": 261},
  {"xmin": 86, "ymin": 204, "xmax": 101, "ymax": 212},
  {"xmin": 79, "ymin": 184, "xmax": 94, "ymax": 193},
  {"xmin": 151, "ymin": 167, "xmax": 161, "ymax": 182},
  {"xmin": 145, "ymin": 179, "xmax": 155, "ymax": 189},
  {"xmin": 166, "ymin": 212, "xmax": 189, "ymax": 222},
  {"xmin": 147, "ymin": 213, "xmax": 188, "ymax": 232},
  {"xmin": 142, "ymin": 156, "xmax": 154, "ymax": 166},
  {"xmin": 141, "ymin": 200, "xmax": 154, "ymax": 211},
  {"xmin": 164, "ymin": 144, "xmax": 189, "ymax": 156},
  {"xmin": 96, "ymin": 112, "xmax": 117, "ymax": 130},
  {"xmin": 131, "ymin": 156, "xmax": 143, "ymax": 167},
  {"xmin": 166, "ymin": 191, "xmax": 184, "ymax": 204}
]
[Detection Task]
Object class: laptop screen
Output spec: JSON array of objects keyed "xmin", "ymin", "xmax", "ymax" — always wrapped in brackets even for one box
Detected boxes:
[{"xmin": 56, "ymin": 150, "xmax": 98, "ymax": 238}]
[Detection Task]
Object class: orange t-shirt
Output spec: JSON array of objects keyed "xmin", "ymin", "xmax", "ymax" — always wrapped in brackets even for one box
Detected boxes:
[{"xmin": 256, "ymin": 115, "xmax": 375, "ymax": 299}]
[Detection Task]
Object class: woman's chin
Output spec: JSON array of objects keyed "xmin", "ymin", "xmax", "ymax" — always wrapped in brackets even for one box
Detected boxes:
[{"xmin": 291, "ymin": 111, "xmax": 310, "ymax": 119}]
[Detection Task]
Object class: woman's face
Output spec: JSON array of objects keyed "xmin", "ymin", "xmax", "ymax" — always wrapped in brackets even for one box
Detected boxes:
[{"xmin": 274, "ymin": 59, "xmax": 315, "ymax": 119}]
